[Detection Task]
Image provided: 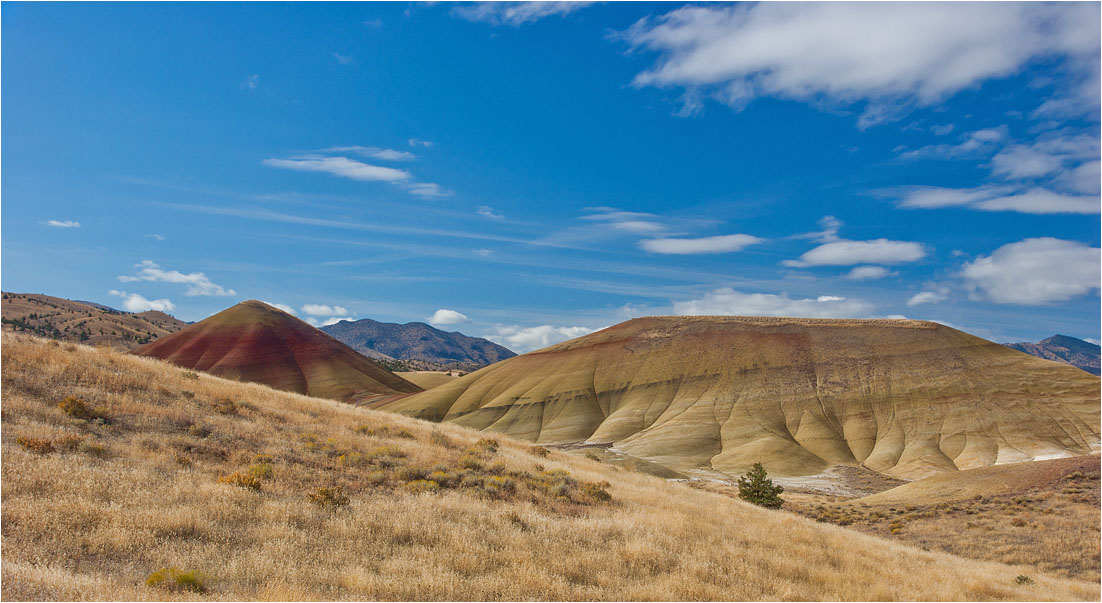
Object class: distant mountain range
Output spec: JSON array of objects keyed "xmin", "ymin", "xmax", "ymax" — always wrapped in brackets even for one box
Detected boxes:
[
  {"xmin": 1, "ymin": 292, "xmax": 188, "ymax": 349},
  {"xmin": 321, "ymin": 318, "xmax": 516, "ymax": 371},
  {"xmin": 1004, "ymin": 334, "xmax": 1100, "ymax": 376}
]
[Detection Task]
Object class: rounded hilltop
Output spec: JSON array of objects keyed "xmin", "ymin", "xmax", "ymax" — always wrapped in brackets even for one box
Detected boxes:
[
  {"xmin": 384, "ymin": 314, "xmax": 1100, "ymax": 479},
  {"xmin": 132, "ymin": 300, "xmax": 421, "ymax": 403}
]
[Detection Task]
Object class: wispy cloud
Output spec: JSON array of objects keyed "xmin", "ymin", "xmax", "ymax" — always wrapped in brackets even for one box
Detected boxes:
[
  {"xmin": 42, "ymin": 220, "xmax": 81, "ymax": 228},
  {"xmin": 118, "ymin": 260, "xmax": 236, "ymax": 296},
  {"xmin": 620, "ymin": 3, "xmax": 1099, "ymax": 126},
  {"xmin": 454, "ymin": 1, "xmax": 595, "ymax": 26},
  {"xmin": 845, "ymin": 266, "xmax": 896, "ymax": 281},
  {"xmin": 145, "ymin": 233, "xmax": 166, "ymax": 241},
  {"xmin": 897, "ymin": 127, "xmax": 1006, "ymax": 160},
  {"xmin": 334, "ymin": 53, "xmax": 357, "ymax": 66},
  {"xmin": 108, "ymin": 290, "xmax": 175, "ymax": 312},
  {"xmin": 639, "ymin": 233, "xmax": 763, "ymax": 255},
  {"xmin": 408, "ymin": 138, "xmax": 433, "ymax": 148},
  {"xmin": 406, "ymin": 182, "xmax": 452, "ymax": 199},
  {"xmin": 241, "ymin": 74, "xmax": 259, "ymax": 90},
  {"xmin": 263, "ymin": 155, "xmax": 411, "ymax": 182},
  {"xmin": 477, "ymin": 205, "xmax": 505, "ymax": 220},
  {"xmin": 323, "ymin": 146, "xmax": 416, "ymax": 161},
  {"xmin": 894, "ymin": 185, "xmax": 1099, "ymax": 214}
]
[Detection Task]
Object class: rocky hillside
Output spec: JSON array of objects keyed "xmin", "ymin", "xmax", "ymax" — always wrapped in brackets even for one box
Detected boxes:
[
  {"xmin": 1, "ymin": 292, "xmax": 187, "ymax": 349},
  {"xmin": 322, "ymin": 318, "xmax": 515, "ymax": 371},
  {"xmin": 1004, "ymin": 335, "xmax": 1100, "ymax": 375}
]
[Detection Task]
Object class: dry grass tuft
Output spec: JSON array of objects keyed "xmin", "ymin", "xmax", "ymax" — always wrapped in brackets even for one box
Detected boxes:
[{"xmin": 145, "ymin": 567, "xmax": 207, "ymax": 593}]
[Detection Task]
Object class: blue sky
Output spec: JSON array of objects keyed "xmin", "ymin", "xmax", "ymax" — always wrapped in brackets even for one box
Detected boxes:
[{"xmin": 3, "ymin": 2, "xmax": 1099, "ymax": 352}]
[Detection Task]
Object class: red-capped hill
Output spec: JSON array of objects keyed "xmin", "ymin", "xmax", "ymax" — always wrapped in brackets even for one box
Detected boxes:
[{"xmin": 132, "ymin": 300, "xmax": 422, "ymax": 402}]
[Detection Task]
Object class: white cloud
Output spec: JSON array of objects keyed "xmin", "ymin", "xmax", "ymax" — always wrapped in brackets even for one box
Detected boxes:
[
  {"xmin": 962, "ymin": 238, "xmax": 1101, "ymax": 305},
  {"xmin": 406, "ymin": 182, "xmax": 452, "ymax": 198},
  {"xmin": 907, "ymin": 289, "xmax": 949, "ymax": 307},
  {"xmin": 610, "ymin": 220, "xmax": 665, "ymax": 234},
  {"xmin": 321, "ymin": 317, "xmax": 346, "ymax": 327},
  {"xmin": 334, "ymin": 53, "xmax": 356, "ymax": 66},
  {"xmin": 323, "ymin": 146, "xmax": 416, "ymax": 161},
  {"xmin": 845, "ymin": 266, "xmax": 895, "ymax": 280},
  {"xmin": 428, "ymin": 309, "xmax": 469, "ymax": 326},
  {"xmin": 43, "ymin": 220, "xmax": 80, "ymax": 228},
  {"xmin": 895, "ymin": 185, "xmax": 1099, "ymax": 214},
  {"xmin": 931, "ymin": 124, "xmax": 955, "ymax": 136},
  {"xmin": 454, "ymin": 1, "xmax": 594, "ymax": 26},
  {"xmin": 1058, "ymin": 160, "xmax": 1102, "ymax": 195},
  {"xmin": 108, "ymin": 290, "xmax": 175, "ymax": 313},
  {"xmin": 408, "ymin": 138, "xmax": 433, "ymax": 148},
  {"xmin": 301, "ymin": 304, "xmax": 349, "ymax": 317},
  {"xmin": 262, "ymin": 301, "xmax": 297, "ymax": 315},
  {"xmin": 784, "ymin": 239, "xmax": 926, "ymax": 267},
  {"xmin": 118, "ymin": 260, "xmax": 236, "ymax": 296},
  {"xmin": 146, "ymin": 234, "xmax": 166, "ymax": 241},
  {"xmin": 478, "ymin": 205, "xmax": 505, "ymax": 219},
  {"xmin": 672, "ymin": 288, "xmax": 876, "ymax": 318},
  {"xmin": 241, "ymin": 74, "xmax": 259, "ymax": 90},
  {"xmin": 640, "ymin": 233, "xmax": 763, "ymax": 255},
  {"xmin": 486, "ymin": 324, "xmax": 593, "ymax": 353},
  {"xmin": 622, "ymin": 3, "xmax": 1099, "ymax": 125},
  {"xmin": 792, "ymin": 215, "xmax": 842, "ymax": 243},
  {"xmin": 899, "ymin": 127, "xmax": 1006, "ymax": 159},
  {"xmin": 990, "ymin": 145, "xmax": 1064, "ymax": 179},
  {"xmin": 473, "ymin": 248, "xmax": 493, "ymax": 257},
  {"xmin": 263, "ymin": 155, "xmax": 411, "ymax": 182}
]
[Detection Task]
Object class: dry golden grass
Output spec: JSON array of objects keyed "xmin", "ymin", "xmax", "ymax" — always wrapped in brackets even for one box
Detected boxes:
[{"xmin": 2, "ymin": 332, "xmax": 1099, "ymax": 601}]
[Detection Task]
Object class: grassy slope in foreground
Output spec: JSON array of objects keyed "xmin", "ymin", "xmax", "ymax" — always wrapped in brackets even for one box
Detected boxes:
[
  {"xmin": 383, "ymin": 316, "xmax": 1101, "ymax": 479},
  {"xmin": 2, "ymin": 334, "xmax": 1098, "ymax": 601}
]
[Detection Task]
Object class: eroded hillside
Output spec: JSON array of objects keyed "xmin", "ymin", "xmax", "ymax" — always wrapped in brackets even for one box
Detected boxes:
[
  {"xmin": 383, "ymin": 316, "xmax": 1101, "ymax": 479},
  {"xmin": 3, "ymin": 333, "xmax": 1096, "ymax": 601}
]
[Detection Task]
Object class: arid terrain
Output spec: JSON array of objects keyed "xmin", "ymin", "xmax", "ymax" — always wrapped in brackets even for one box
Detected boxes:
[
  {"xmin": 383, "ymin": 316, "xmax": 1101, "ymax": 479},
  {"xmin": 1, "ymin": 292, "xmax": 187, "ymax": 349},
  {"xmin": 4, "ymin": 332, "xmax": 1098, "ymax": 601}
]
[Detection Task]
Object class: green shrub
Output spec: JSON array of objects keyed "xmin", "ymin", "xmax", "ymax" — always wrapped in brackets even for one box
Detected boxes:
[
  {"xmin": 396, "ymin": 466, "xmax": 430, "ymax": 482},
  {"xmin": 308, "ymin": 486, "xmax": 350, "ymax": 507},
  {"xmin": 1015, "ymin": 575, "xmax": 1033, "ymax": 585},
  {"xmin": 582, "ymin": 481, "xmax": 612, "ymax": 502},
  {"xmin": 736, "ymin": 463, "xmax": 784, "ymax": 509},
  {"xmin": 248, "ymin": 463, "xmax": 274, "ymax": 480},
  {"xmin": 146, "ymin": 567, "xmax": 207, "ymax": 593},
  {"xmin": 458, "ymin": 454, "xmax": 484, "ymax": 471}
]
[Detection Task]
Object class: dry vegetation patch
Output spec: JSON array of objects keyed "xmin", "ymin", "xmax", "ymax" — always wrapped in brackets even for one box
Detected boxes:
[{"xmin": 1, "ymin": 333, "xmax": 1098, "ymax": 601}]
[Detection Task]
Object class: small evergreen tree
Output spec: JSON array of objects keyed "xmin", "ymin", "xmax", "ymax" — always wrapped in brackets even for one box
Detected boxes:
[{"xmin": 737, "ymin": 462, "xmax": 784, "ymax": 509}]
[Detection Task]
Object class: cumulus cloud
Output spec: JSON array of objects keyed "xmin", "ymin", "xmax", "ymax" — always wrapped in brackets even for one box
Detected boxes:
[
  {"xmin": 263, "ymin": 155, "xmax": 411, "ymax": 182},
  {"xmin": 263, "ymin": 301, "xmax": 297, "ymax": 315},
  {"xmin": 639, "ymin": 233, "xmax": 763, "ymax": 254},
  {"xmin": 845, "ymin": 266, "xmax": 895, "ymax": 280},
  {"xmin": 486, "ymin": 324, "xmax": 593, "ymax": 353},
  {"xmin": 118, "ymin": 260, "xmax": 236, "ymax": 296},
  {"xmin": 961, "ymin": 238, "xmax": 1101, "ymax": 304},
  {"xmin": 301, "ymin": 304, "xmax": 349, "ymax": 317},
  {"xmin": 672, "ymin": 288, "xmax": 876, "ymax": 318},
  {"xmin": 428, "ymin": 309, "xmax": 469, "ymax": 326},
  {"xmin": 477, "ymin": 206, "xmax": 505, "ymax": 219},
  {"xmin": 784, "ymin": 239, "xmax": 926, "ymax": 267},
  {"xmin": 907, "ymin": 289, "xmax": 950, "ymax": 307},
  {"xmin": 43, "ymin": 220, "xmax": 81, "ymax": 228},
  {"xmin": 454, "ymin": 1, "xmax": 594, "ymax": 26},
  {"xmin": 108, "ymin": 290, "xmax": 175, "ymax": 313},
  {"xmin": 1057, "ymin": 160, "xmax": 1102, "ymax": 195},
  {"xmin": 621, "ymin": 3, "xmax": 1099, "ymax": 125}
]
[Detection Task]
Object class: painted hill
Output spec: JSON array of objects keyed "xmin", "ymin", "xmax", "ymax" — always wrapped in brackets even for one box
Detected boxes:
[
  {"xmin": 382, "ymin": 316, "xmax": 1101, "ymax": 479},
  {"xmin": 1004, "ymin": 335, "xmax": 1100, "ymax": 375},
  {"xmin": 3, "ymin": 332, "xmax": 1096, "ymax": 601},
  {"xmin": 1, "ymin": 291, "xmax": 188, "ymax": 349},
  {"xmin": 131, "ymin": 300, "xmax": 421, "ymax": 403},
  {"xmin": 321, "ymin": 318, "xmax": 515, "ymax": 371}
]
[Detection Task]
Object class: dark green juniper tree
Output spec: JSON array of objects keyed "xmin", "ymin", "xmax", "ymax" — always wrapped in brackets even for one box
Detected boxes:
[{"xmin": 737, "ymin": 462, "xmax": 785, "ymax": 509}]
